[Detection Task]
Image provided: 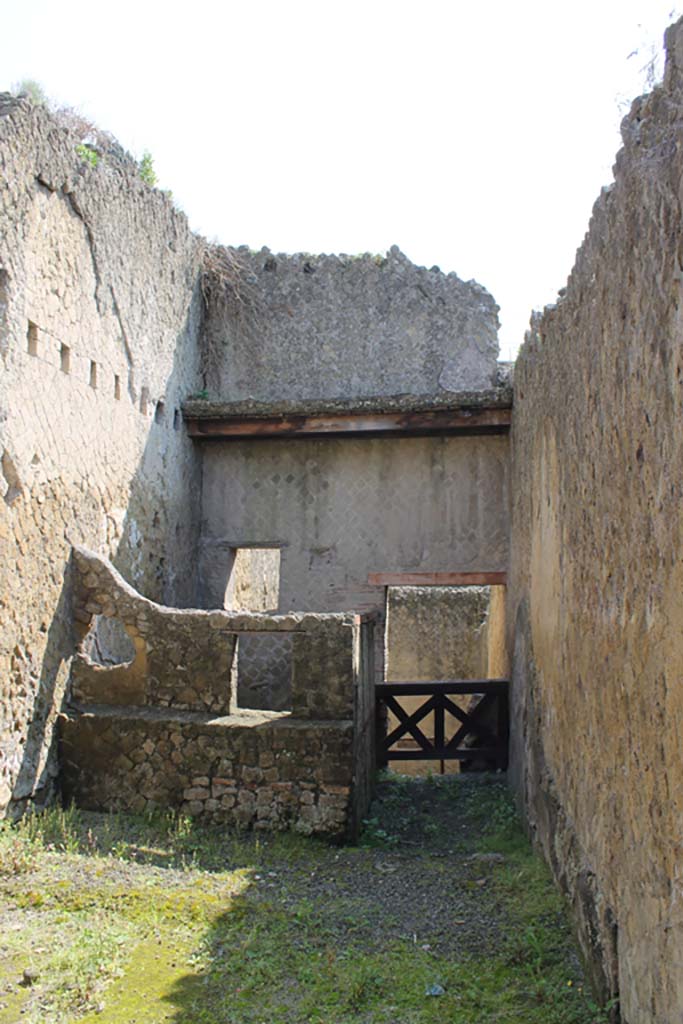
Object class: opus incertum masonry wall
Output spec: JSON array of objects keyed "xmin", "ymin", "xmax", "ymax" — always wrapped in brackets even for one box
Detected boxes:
[
  {"xmin": 0, "ymin": 90, "xmax": 509, "ymax": 841},
  {"xmin": 0, "ymin": 94, "xmax": 205, "ymax": 815},
  {"xmin": 5, "ymin": 16, "xmax": 683, "ymax": 1013},
  {"xmin": 507, "ymin": 22, "xmax": 683, "ymax": 1022}
]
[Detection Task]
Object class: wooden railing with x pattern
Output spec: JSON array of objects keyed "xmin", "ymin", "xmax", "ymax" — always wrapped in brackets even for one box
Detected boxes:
[{"xmin": 375, "ymin": 679, "xmax": 509, "ymax": 770}]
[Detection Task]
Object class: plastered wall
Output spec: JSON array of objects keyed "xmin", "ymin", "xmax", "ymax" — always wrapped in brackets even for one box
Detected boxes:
[
  {"xmin": 508, "ymin": 20, "xmax": 683, "ymax": 1022},
  {"xmin": 199, "ymin": 433, "xmax": 509, "ymax": 709},
  {"xmin": 200, "ymin": 434, "xmax": 510, "ymax": 616},
  {"xmin": 0, "ymin": 96, "xmax": 205, "ymax": 813}
]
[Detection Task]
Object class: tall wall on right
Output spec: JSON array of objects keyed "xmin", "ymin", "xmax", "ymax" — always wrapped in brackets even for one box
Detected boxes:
[{"xmin": 508, "ymin": 19, "xmax": 683, "ymax": 1024}]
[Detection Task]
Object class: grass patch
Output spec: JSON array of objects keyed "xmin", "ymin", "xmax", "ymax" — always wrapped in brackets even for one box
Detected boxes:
[{"xmin": 0, "ymin": 778, "xmax": 612, "ymax": 1023}]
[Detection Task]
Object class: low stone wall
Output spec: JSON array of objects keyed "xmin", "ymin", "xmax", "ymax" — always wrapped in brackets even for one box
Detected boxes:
[
  {"xmin": 63, "ymin": 547, "xmax": 376, "ymax": 838},
  {"xmin": 72, "ymin": 549, "xmax": 234, "ymax": 714},
  {"xmin": 61, "ymin": 709, "xmax": 355, "ymax": 836},
  {"xmin": 508, "ymin": 19, "xmax": 683, "ymax": 1022}
]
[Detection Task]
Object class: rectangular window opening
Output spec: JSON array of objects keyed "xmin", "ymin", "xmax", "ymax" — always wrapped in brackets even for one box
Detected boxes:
[
  {"xmin": 114, "ymin": 375, "xmax": 121, "ymax": 400},
  {"xmin": 89, "ymin": 360, "xmax": 97, "ymax": 389},
  {"xmin": 224, "ymin": 547, "xmax": 290, "ymax": 713},
  {"xmin": 60, "ymin": 344, "xmax": 71, "ymax": 374},
  {"xmin": 27, "ymin": 321, "xmax": 38, "ymax": 357}
]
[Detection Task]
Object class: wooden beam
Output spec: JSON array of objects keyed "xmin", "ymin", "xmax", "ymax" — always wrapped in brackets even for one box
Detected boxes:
[
  {"xmin": 186, "ymin": 406, "xmax": 511, "ymax": 440},
  {"xmin": 376, "ymin": 679, "xmax": 509, "ymax": 695},
  {"xmin": 368, "ymin": 571, "xmax": 507, "ymax": 587}
]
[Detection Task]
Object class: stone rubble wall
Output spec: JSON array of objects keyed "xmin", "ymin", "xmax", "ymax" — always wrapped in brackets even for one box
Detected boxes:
[
  {"xmin": 71, "ymin": 547, "xmax": 375, "ymax": 721},
  {"xmin": 0, "ymin": 95, "xmax": 205, "ymax": 814},
  {"xmin": 63, "ymin": 547, "xmax": 376, "ymax": 838},
  {"xmin": 61, "ymin": 709, "xmax": 357, "ymax": 837},
  {"xmin": 202, "ymin": 245, "xmax": 501, "ymax": 401},
  {"xmin": 71, "ymin": 548, "xmax": 235, "ymax": 714},
  {"xmin": 508, "ymin": 19, "xmax": 683, "ymax": 1023},
  {"xmin": 385, "ymin": 586, "xmax": 492, "ymax": 683}
]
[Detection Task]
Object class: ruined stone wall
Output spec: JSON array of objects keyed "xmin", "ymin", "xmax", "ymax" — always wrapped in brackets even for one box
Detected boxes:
[
  {"xmin": 203, "ymin": 246, "xmax": 501, "ymax": 401},
  {"xmin": 0, "ymin": 96, "xmax": 205, "ymax": 814},
  {"xmin": 508, "ymin": 21, "xmax": 683, "ymax": 1022},
  {"xmin": 62, "ymin": 549, "xmax": 376, "ymax": 839}
]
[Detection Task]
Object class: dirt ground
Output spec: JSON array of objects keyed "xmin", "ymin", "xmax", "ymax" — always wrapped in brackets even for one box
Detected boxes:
[{"xmin": 0, "ymin": 774, "xmax": 608, "ymax": 1024}]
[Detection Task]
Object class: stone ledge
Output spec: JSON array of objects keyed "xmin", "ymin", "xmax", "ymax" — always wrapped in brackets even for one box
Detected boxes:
[
  {"xmin": 63, "ymin": 704, "xmax": 353, "ymax": 732},
  {"xmin": 182, "ymin": 380, "xmax": 513, "ymax": 422}
]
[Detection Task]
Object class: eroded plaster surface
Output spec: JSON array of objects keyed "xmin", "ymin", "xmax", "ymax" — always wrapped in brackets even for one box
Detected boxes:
[
  {"xmin": 200, "ymin": 435, "xmax": 510, "ymax": 618},
  {"xmin": 0, "ymin": 95, "xmax": 204, "ymax": 813},
  {"xmin": 508, "ymin": 20, "xmax": 683, "ymax": 1021}
]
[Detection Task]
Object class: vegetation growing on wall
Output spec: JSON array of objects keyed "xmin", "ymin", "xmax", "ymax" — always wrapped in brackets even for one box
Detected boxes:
[
  {"xmin": 138, "ymin": 151, "xmax": 157, "ymax": 187},
  {"xmin": 11, "ymin": 79, "xmax": 161, "ymax": 190}
]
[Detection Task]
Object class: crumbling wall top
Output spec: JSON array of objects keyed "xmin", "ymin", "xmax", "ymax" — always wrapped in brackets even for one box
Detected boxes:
[{"xmin": 202, "ymin": 245, "xmax": 500, "ymax": 403}]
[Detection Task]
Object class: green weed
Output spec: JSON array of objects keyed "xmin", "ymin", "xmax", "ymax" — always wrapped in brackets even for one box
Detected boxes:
[
  {"xmin": 75, "ymin": 143, "xmax": 98, "ymax": 168},
  {"xmin": 359, "ymin": 816, "xmax": 398, "ymax": 846},
  {"xmin": 139, "ymin": 151, "xmax": 157, "ymax": 187}
]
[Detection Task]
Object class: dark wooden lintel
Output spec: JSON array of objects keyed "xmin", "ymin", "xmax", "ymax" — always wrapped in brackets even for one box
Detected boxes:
[
  {"xmin": 376, "ymin": 679, "xmax": 509, "ymax": 696},
  {"xmin": 368, "ymin": 571, "xmax": 507, "ymax": 587},
  {"xmin": 185, "ymin": 406, "xmax": 511, "ymax": 440}
]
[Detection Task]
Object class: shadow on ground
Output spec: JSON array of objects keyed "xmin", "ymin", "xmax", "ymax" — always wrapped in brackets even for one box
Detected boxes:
[{"xmin": 1, "ymin": 775, "xmax": 604, "ymax": 1024}]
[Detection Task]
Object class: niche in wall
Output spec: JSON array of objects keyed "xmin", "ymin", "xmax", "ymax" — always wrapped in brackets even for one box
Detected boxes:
[{"xmin": 81, "ymin": 615, "xmax": 136, "ymax": 668}]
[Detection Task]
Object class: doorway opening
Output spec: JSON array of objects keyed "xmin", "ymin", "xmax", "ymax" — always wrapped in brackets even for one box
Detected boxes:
[{"xmin": 382, "ymin": 583, "xmax": 508, "ymax": 775}]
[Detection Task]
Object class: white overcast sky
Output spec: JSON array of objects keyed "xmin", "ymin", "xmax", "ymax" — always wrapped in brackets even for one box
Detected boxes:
[{"xmin": 1, "ymin": 0, "xmax": 679, "ymax": 359}]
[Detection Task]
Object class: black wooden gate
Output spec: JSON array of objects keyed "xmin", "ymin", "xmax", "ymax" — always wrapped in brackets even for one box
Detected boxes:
[{"xmin": 375, "ymin": 679, "xmax": 509, "ymax": 770}]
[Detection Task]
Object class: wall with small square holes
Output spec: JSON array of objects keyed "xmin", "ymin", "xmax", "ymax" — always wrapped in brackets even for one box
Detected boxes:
[{"xmin": 0, "ymin": 94, "xmax": 205, "ymax": 814}]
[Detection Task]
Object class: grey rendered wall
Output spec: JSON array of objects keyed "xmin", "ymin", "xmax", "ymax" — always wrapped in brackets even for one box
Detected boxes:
[{"xmin": 200, "ymin": 434, "xmax": 510, "ymax": 619}]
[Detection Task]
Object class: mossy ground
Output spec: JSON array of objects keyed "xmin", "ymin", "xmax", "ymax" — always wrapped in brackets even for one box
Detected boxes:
[{"xmin": 0, "ymin": 774, "xmax": 611, "ymax": 1023}]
